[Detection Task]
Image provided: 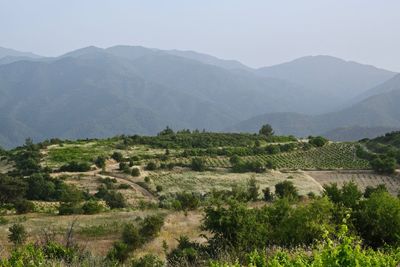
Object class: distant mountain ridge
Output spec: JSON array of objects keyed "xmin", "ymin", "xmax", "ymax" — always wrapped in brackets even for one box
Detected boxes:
[
  {"xmin": 0, "ymin": 47, "xmax": 41, "ymax": 59},
  {"xmin": 229, "ymin": 74, "xmax": 400, "ymax": 140},
  {"xmin": 256, "ymin": 55, "xmax": 396, "ymax": 112},
  {"xmin": 0, "ymin": 45, "xmax": 397, "ymax": 148}
]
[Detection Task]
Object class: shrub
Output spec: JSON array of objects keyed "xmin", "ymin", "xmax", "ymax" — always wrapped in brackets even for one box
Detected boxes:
[
  {"xmin": 232, "ymin": 161, "xmax": 265, "ymax": 173},
  {"xmin": 0, "ymin": 216, "xmax": 9, "ymax": 225},
  {"xmin": 246, "ymin": 177, "xmax": 259, "ymax": 201},
  {"xmin": 131, "ymin": 167, "xmax": 141, "ymax": 177},
  {"xmin": 265, "ymin": 145, "xmax": 280, "ymax": 154},
  {"xmin": 8, "ymin": 223, "xmax": 27, "ymax": 246},
  {"xmin": 145, "ymin": 161, "xmax": 157, "ymax": 171},
  {"xmin": 14, "ymin": 199, "xmax": 35, "ymax": 214},
  {"xmin": 59, "ymin": 161, "xmax": 91, "ymax": 172},
  {"xmin": 140, "ymin": 215, "xmax": 164, "ymax": 241},
  {"xmin": 111, "ymin": 152, "xmax": 123, "ymax": 162},
  {"xmin": 82, "ymin": 201, "xmax": 103, "ymax": 214},
  {"xmin": 102, "ymin": 190, "xmax": 126, "ymax": 209},
  {"xmin": 94, "ymin": 156, "xmax": 106, "ymax": 168},
  {"xmin": 191, "ymin": 157, "xmax": 206, "ymax": 172},
  {"xmin": 122, "ymin": 223, "xmax": 142, "ymax": 249},
  {"xmin": 58, "ymin": 202, "xmax": 83, "ymax": 215},
  {"xmin": 131, "ymin": 254, "xmax": 164, "ymax": 267},
  {"xmin": 176, "ymin": 192, "xmax": 201, "ymax": 211},
  {"xmin": 262, "ymin": 187, "xmax": 274, "ymax": 202},
  {"xmin": 118, "ymin": 183, "xmax": 132, "ymax": 189},
  {"xmin": 265, "ymin": 159, "xmax": 276, "ymax": 170},
  {"xmin": 167, "ymin": 236, "xmax": 203, "ymax": 266},
  {"xmin": 0, "ymin": 174, "xmax": 27, "ymax": 204},
  {"xmin": 274, "ymin": 181, "xmax": 298, "ymax": 200},
  {"xmin": 229, "ymin": 155, "xmax": 241, "ymax": 165},
  {"xmin": 156, "ymin": 185, "xmax": 163, "ymax": 192},
  {"xmin": 107, "ymin": 241, "xmax": 130, "ymax": 263}
]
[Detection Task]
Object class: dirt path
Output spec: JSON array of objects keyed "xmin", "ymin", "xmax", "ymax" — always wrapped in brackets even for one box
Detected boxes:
[{"xmin": 97, "ymin": 172, "xmax": 157, "ymax": 201}]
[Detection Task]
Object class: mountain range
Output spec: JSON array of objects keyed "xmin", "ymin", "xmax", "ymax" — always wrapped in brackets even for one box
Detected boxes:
[{"xmin": 0, "ymin": 45, "xmax": 398, "ymax": 148}]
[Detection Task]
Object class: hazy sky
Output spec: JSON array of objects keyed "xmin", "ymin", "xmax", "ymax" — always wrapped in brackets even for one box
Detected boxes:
[{"xmin": 1, "ymin": 0, "xmax": 399, "ymax": 71}]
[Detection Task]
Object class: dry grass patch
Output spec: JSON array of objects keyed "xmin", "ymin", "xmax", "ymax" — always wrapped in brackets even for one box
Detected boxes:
[
  {"xmin": 137, "ymin": 210, "xmax": 206, "ymax": 259},
  {"xmin": 148, "ymin": 169, "xmax": 324, "ymax": 196}
]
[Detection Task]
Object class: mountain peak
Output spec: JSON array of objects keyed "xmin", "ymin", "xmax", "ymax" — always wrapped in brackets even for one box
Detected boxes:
[{"xmin": 60, "ymin": 46, "xmax": 104, "ymax": 58}]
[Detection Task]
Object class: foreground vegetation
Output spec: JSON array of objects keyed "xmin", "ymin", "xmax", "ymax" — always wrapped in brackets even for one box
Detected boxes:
[{"xmin": 1, "ymin": 127, "xmax": 400, "ymax": 266}]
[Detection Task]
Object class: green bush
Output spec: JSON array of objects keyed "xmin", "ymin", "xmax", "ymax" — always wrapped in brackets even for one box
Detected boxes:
[
  {"xmin": 122, "ymin": 223, "xmax": 142, "ymax": 249},
  {"xmin": 59, "ymin": 161, "xmax": 91, "ymax": 172},
  {"xmin": 131, "ymin": 167, "xmax": 141, "ymax": 177},
  {"xmin": 191, "ymin": 157, "xmax": 206, "ymax": 172},
  {"xmin": 94, "ymin": 156, "xmax": 106, "ymax": 168},
  {"xmin": 8, "ymin": 223, "xmax": 27, "ymax": 246},
  {"xmin": 140, "ymin": 215, "xmax": 164, "ymax": 241},
  {"xmin": 82, "ymin": 201, "xmax": 103, "ymax": 214},
  {"xmin": 145, "ymin": 161, "xmax": 157, "ymax": 171},
  {"xmin": 107, "ymin": 241, "xmax": 130, "ymax": 263},
  {"xmin": 58, "ymin": 202, "xmax": 83, "ymax": 215},
  {"xmin": 274, "ymin": 180, "xmax": 298, "ymax": 200},
  {"xmin": 14, "ymin": 199, "xmax": 35, "ymax": 214},
  {"xmin": 131, "ymin": 254, "xmax": 164, "ymax": 267},
  {"xmin": 111, "ymin": 152, "xmax": 124, "ymax": 162},
  {"xmin": 355, "ymin": 191, "xmax": 400, "ymax": 247}
]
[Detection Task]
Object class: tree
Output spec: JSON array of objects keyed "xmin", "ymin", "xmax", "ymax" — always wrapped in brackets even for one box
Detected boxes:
[
  {"xmin": 370, "ymin": 156, "xmax": 396, "ymax": 174},
  {"xmin": 8, "ymin": 223, "xmax": 27, "ymax": 246},
  {"xmin": 158, "ymin": 126, "xmax": 174, "ymax": 136},
  {"xmin": 0, "ymin": 175, "xmax": 27, "ymax": 204},
  {"xmin": 364, "ymin": 184, "xmax": 388, "ymax": 198},
  {"xmin": 309, "ymin": 136, "xmax": 328, "ymax": 147},
  {"xmin": 259, "ymin": 124, "xmax": 274, "ymax": 137}
]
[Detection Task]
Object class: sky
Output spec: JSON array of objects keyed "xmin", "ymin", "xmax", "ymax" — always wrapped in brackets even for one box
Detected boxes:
[{"xmin": 1, "ymin": 0, "xmax": 399, "ymax": 71}]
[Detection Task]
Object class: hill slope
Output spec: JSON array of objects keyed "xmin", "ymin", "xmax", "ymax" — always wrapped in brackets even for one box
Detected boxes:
[{"xmin": 229, "ymin": 74, "xmax": 400, "ymax": 139}]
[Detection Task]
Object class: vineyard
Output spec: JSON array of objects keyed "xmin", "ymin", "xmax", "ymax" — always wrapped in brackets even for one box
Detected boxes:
[{"xmin": 166, "ymin": 143, "xmax": 370, "ymax": 170}]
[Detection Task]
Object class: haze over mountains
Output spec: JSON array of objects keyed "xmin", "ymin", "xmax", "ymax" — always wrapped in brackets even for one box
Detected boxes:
[{"xmin": 0, "ymin": 45, "xmax": 399, "ymax": 148}]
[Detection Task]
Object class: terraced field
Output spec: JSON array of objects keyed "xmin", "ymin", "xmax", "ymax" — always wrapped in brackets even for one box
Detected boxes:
[{"xmin": 308, "ymin": 170, "xmax": 400, "ymax": 195}]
